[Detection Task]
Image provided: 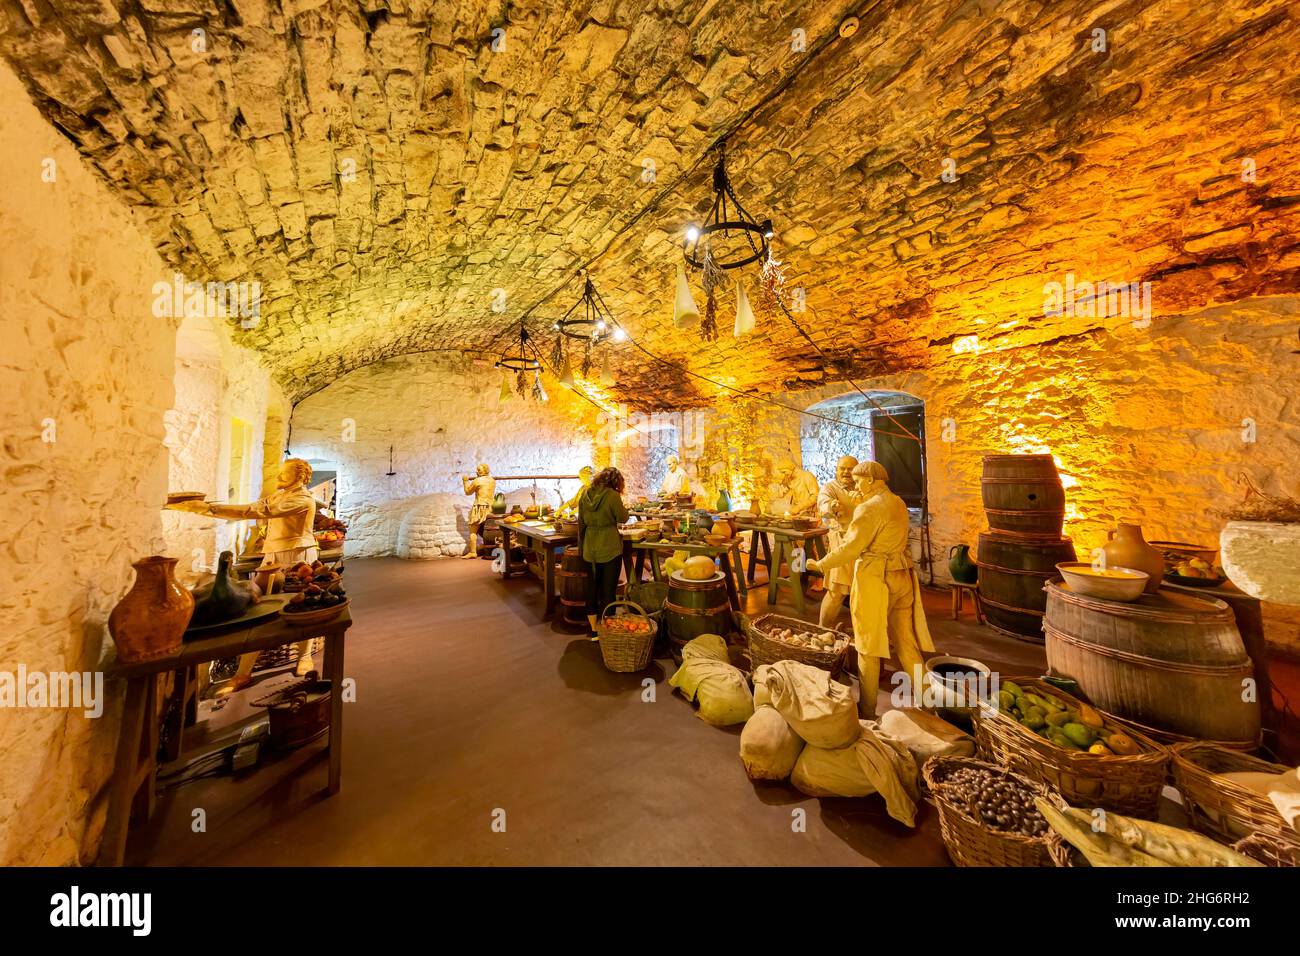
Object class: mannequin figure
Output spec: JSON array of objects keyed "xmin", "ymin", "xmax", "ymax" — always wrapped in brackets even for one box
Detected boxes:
[
  {"xmin": 776, "ymin": 457, "xmax": 819, "ymax": 515},
  {"xmin": 461, "ymin": 463, "xmax": 495, "ymax": 558},
  {"xmin": 169, "ymin": 458, "xmax": 321, "ymax": 682},
  {"xmin": 816, "ymin": 455, "xmax": 859, "ymax": 628},
  {"xmin": 557, "ymin": 466, "xmax": 595, "ymax": 516},
  {"xmin": 659, "ymin": 455, "xmax": 690, "ymax": 497},
  {"xmin": 807, "ymin": 461, "xmax": 933, "ymax": 719}
]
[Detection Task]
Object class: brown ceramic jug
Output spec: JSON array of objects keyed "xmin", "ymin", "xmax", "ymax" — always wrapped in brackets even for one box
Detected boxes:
[
  {"xmin": 1102, "ymin": 523, "xmax": 1165, "ymax": 593},
  {"xmin": 108, "ymin": 556, "xmax": 195, "ymax": 662}
]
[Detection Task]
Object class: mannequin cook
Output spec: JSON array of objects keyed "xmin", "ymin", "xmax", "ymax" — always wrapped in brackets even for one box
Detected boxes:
[
  {"xmin": 807, "ymin": 461, "xmax": 933, "ymax": 718},
  {"xmin": 816, "ymin": 455, "xmax": 859, "ymax": 627},
  {"xmin": 461, "ymin": 463, "xmax": 495, "ymax": 559},
  {"xmin": 169, "ymin": 458, "xmax": 322, "ymax": 682},
  {"xmin": 557, "ymin": 465, "xmax": 595, "ymax": 516},
  {"xmin": 659, "ymin": 455, "xmax": 690, "ymax": 497},
  {"xmin": 775, "ymin": 457, "xmax": 820, "ymax": 515}
]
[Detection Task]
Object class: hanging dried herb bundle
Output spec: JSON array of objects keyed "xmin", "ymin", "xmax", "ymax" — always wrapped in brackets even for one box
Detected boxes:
[
  {"xmin": 581, "ymin": 340, "xmax": 592, "ymax": 378},
  {"xmin": 550, "ymin": 335, "xmax": 564, "ymax": 370},
  {"xmin": 516, "ymin": 368, "xmax": 527, "ymax": 397},
  {"xmin": 760, "ymin": 249, "xmax": 786, "ymax": 318},
  {"xmin": 1219, "ymin": 473, "xmax": 1300, "ymax": 523},
  {"xmin": 700, "ymin": 245, "xmax": 724, "ymax": 342}
]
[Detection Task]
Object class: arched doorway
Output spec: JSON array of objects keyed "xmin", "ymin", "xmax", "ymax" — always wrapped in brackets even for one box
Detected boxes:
[{"xmin": 801, "ymin": 390, "xmax": 926, "ymax": 508}]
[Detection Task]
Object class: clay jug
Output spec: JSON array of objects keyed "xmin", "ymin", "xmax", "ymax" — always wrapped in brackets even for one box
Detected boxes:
[
  {"xmin": 715, "ymin": 487, "xmax": 732, "ymax": 513},
  {"xmin": 1102, "ymin": 523, "xmax": 1165, "ymax": 593},
  {"xmin": 948, "ymin": 544, "xmax": 978, "ymax": 584},
  {"xmin": 190, "ymin": 550, "xmax": 257, "ymax": 626},
  {"xmin": 108, "ymin": 556, "xmax": 194, "ymax": 663},
  {"xmin": 491, "ymin": 492, "xmax": 506, "ymax": 515}
]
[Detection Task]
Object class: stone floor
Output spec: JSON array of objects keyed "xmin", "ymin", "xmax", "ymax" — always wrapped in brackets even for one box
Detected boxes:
[{"xmin": 124, "ymin": 556, "xmax": 1296, "ymax": 866}]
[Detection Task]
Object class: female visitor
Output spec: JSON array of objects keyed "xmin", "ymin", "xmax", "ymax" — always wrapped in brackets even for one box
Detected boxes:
[{"xmin": 578, "ymin": 466, "xmax": 628, "ymax": 635}]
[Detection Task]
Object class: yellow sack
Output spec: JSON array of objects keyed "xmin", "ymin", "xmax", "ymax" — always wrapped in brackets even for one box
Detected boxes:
[
  {"xmin": 765, "ymin": 660, "xmax": 859, "ymax": 749},
  {"xmin": 740, "ymin": 705, "xmax": 804, "ymax": 781},
  {"xmin": 670, "ymin": 634, "xmax": 753, "ymax": 727},
  {"xmin": 879, "ymin": 708, "xmax": 975, "ymax": 766}
]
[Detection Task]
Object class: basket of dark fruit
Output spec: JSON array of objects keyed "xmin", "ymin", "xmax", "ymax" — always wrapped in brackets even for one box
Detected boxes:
[
  {"xmin": 922, "ymin": 756, "xmax": 1064, "ymax": 867},
  {"xmin": 282, "ymin": 560, "xmax": 342, "ymax": 592},
  {"xmin": 282, "ymin": 587, "xmax": 349, "ymax": 626}
]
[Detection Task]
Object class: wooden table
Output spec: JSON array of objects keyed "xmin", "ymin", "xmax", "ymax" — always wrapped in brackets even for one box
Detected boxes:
[
  {"xmin": 734, "ymin": 521, "xmax": 829, "ymax": 614},
  {"xmin": 495, "ymin": 520, "xmax": 576, "ymax": 618},
  {"xmin": 98, "ymin": 602, "xmax": 353, "ymax": 866},
  {"xmin": 630, "ymin": 540, "xmax": 747, "ymax": 610}
]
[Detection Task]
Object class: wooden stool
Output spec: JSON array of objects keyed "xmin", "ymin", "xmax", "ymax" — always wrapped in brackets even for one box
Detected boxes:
[{"xmin": 951, "ymin": 582, "xmax": 982, "ymax": 621}]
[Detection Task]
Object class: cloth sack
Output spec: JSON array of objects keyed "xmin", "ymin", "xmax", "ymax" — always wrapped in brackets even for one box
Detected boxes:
[
  {"xmin": 879, "ymin": 708, "xmax": 975, "ymax": 766},
  {"xmin": 790, "ymin": 720, "xmax": 921, "ymax": 827},
  {"xmin": 765, "ymin": 660, "xmax": 859, "ymax": 749},
  {"xmin": 753, "ymin": 664, "xmax": 773, "ymax": 707},
  {"xmin": 1220, "ymin": 767, "xmax": 1300, "ymax": 835},
  {"xmin": 670, "ymin": 634, "xmax": 754, "ymax": 727},
  {"xmin": 740, "ymin": 705, "xmax": 805, "ymax": 781}
]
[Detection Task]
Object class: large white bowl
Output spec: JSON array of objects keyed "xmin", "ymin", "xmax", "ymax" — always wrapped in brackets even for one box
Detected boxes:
[{"xmin": 1055, "ymin": 562, "xmax": 1148, "ymax": 601}]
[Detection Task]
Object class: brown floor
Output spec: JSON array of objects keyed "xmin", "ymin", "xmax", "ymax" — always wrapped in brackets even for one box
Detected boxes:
[{"xmin": 125, "ymin": 556, "xmax": 1294, "ymax": 866}]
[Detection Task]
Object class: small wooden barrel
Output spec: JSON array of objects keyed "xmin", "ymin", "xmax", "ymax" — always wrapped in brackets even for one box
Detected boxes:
[
  {"xmin": 664, "ymin": 570, "xmax": 731, "ymax": 647},
  {"xmin": 557, "ymin": 546, "xmax": 589, "ymax": 626},
  {"xmin": 976, "ymin": 531, "xmax": 1077, "ymax": 641},
  {"xmin": 981, "ymin": 454, "xmax": 1066, "ymax": 537},
  {"xmin": 1044, "ymin": 581, "xmax": 1260, "ymax": 745}
]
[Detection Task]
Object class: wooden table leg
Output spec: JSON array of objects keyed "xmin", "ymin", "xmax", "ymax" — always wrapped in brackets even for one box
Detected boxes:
[
  {"xmin": 789, "ymin": 538, "xmax": 806, "ymax": 615},
  {"xmin": 621, "ymin": 541, "xmax": 634, "ymax": 585},
  {"xmin": 746, "ymin": 532, "xmax": 760, "ymax": 585},
  {"xmin": 730, "ymin": 543, "xmax": 748, "ymax": 596},
  {"xmin": 325, "ymin": 631, "xmax": 345, "ymax": 795},
  {"xmin": 498, "ymin": 526, "xmax": 513, "ymax": 577},
  {"xmin": 98, "ymin": 676, "xmax": 150, "ymax": 866},
  {"xmin": 543, "ymin": 544, "xmax": 558, "ymax": 617},
  {"xmin": 719, "ymin": 552, "xmax": 741, "ymax": 611},
  {"xmin": 767, "ymin": 537, "xmax": 786, "ymax": 606},
  {"xmin": 634, "ymin": 549, "xmax": 646, "ymax": 582},
  {"xmin": 650, "ymin": 549, "xmax": 663, "ymax": 581},
  {"xmin": 951, "ymin": 586, "xmax": 961, "ymax": 619}
]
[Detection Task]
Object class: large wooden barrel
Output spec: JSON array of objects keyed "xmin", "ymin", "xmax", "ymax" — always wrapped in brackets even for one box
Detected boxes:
[
  {"xmin": 981, "ymin": 454, "xmax": 1066, "ymax": 536},
  {"xmin": 1043, "ymin": 580, "xmax": 1260, "ymax": 746},
  {"xmin": 557, "ymin": 546, "xmax": 589, "ymax": 626},
  {"xmin": 664, "ymin": 570, "xmax": 732, "ymax": 647},
  {"xmin": 976, "ymin": 531, "xmax": 1077, "ymax": 641}
]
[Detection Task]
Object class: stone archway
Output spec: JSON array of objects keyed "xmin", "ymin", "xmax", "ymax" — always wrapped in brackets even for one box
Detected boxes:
[{"xmin": 801, "ymin": 389, "xmax": 927, "ymax": 507}]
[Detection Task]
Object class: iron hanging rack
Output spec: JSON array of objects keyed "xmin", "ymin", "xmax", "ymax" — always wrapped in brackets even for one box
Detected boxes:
[{"xmin": 683, "ymin": 142, "xmax": 773, "ymax": 271}]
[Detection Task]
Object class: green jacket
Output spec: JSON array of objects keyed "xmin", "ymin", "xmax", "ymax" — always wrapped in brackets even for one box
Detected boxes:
[{"xmin": 578, "ymin": 485, "xmax": 628, "ymax": 563}]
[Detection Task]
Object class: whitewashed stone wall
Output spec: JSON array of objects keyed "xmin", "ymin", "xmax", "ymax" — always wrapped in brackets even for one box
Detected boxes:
[
  {"xmin": 0, "ymin": 63, "xmax": 174, "ymax": 865},
  {"xmin": 686, "ymin": 296, "xmax": 1300, "ymax": 656},
  {"xmin": 290, "ymin": 354, "xmax": 606, "ymax": 558}
]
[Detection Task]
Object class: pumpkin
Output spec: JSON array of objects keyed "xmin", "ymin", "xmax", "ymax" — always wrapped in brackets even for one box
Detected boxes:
[{"xmin": 682, "ymin": 555, "xmax": 717, "ymax": 580}]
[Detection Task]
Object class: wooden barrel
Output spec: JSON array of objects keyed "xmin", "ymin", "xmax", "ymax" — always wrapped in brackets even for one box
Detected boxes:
[
  {"xmin": 557, "ymin": 546, "xmax": 589, "ymax": 626},
  {"xmin": 976, "ymin": 531, "xmax": 1077, "ymax": 641},
  {"xmin": 1043, "ymin": 580, "xmax": 1260, "ymax": 745},
  {"xmin": 981, "ymin": 454, "xmax": 1066, "ymax": 536},
  {"xmin": 664, "ymin": 570, "xmax": 732, "ymax": 647}
]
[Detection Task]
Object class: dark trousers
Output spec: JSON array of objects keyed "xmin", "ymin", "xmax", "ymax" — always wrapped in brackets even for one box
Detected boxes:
[{"xmin": 586, "ymin": 557, "xmax": 622, "ymax": 619}]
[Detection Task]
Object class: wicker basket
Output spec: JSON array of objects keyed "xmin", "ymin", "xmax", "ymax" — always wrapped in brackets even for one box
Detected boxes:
[
  {"xmin": 741, "ymin": 611, "xmax": 853, "ymax": 679},
  {"xmin": 1231, "ymin": 828, "xmax": 1300, "ymax": 867},
  {"xmin": 596, "ymin": 600, "xmax": 657, "ymax": 673},
  {"xmin": 1171, "ymin": 742, "xmax": 1292, "ymax": 843},
  {"xmin": 973, "ymin": 677, "xmax": 1168, "ymax": 818},
  {"xmin": 1046, "ymin": 829, "xmax": 1088, "ymax": 867},
  {"xmin": 922, "ymin": 755, "xmax": 1061, "ymax": 867}
]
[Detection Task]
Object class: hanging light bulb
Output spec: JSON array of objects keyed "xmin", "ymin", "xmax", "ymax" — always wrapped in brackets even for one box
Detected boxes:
[
  {"xmin": 498, "ymin": 370, "xmax": 512, "ymax": 402},
  {"xmin": 734, "ymin": 279, "xmax": 756, "ymax": 337},
  {"xmin": 599, "ymin": 354, "xmax": 616, "ymax": 387},
  {"xmin": 558, "ymin": 354, "xmax": 575, "ymax": 388},
  {"xmin": 673, "ymin": 263, "xmax": 700, "ymax": 329},
  {"xmin": 612, "ymin": 326, "xmax": 627, "ymax": 343},
  {"xmin": 533, "ymin": 370, "xmax": 548, "ymax": 403}
]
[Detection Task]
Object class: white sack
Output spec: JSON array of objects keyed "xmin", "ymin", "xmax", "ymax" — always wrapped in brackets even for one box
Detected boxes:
[
  {"xmin": 765, "ymin": 659, "xmax": 859, "ymax": 749},
  {"xmin": 740, "ymin": 705, "xmax": 804, "ymax": 781}
]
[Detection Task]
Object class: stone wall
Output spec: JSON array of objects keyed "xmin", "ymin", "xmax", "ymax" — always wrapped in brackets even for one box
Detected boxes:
[
  {"xmin": 0, "ymin": 62, "xmax": 174, "ymax": 865},
  {"xmin": 289, "ymin": 354, "xmax": 612, "ymax": 557},
  {"xmin": 685, "ymin": 296, "xmax": 1300, "ymax": 657}
]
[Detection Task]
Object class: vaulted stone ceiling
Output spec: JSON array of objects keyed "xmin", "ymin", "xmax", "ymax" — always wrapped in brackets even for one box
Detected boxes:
[{"xmin": 3, "ymin": 0, "xmax": 1299, "ymax": 406}]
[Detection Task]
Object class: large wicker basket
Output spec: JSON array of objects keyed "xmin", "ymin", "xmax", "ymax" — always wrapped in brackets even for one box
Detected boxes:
[
  {"xmin": 1171, "ymin": 742, "xmax": 1293, "ymax": 843},
  {"xmin": 1046, "ymin": 829, "xmax": 1088, "ymax": 867},
  {"xmin": 1231, "ymin": 828, "xmax": 1300, "ymax": 867},
  {"xmin": 741, "ymin": 611, "xmax": 853, "ymax": 679},
  {"xmin": 973, "ymin": 677, "xmax": 1168, "ymax": 818},
  {"xmin": 596, "ymin": 600, "xmax": 657, "ymax": 673},
  {"xmin": 923, "ymin": 755, "xmax": 1061, "ymax": 867}
]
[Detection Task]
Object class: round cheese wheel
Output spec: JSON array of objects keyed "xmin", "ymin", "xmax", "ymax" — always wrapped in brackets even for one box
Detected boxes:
[{"xmin": 682, "ymin": 555, "xmax": 717, "ymax": 580}]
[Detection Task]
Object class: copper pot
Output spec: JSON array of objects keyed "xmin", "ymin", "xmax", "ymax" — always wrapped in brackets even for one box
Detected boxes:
[{"xmin": 108, "ymin": 556, "xmax": 194, "ymax": 663}]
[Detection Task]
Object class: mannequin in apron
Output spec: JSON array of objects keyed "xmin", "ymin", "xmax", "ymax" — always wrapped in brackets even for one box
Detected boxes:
[
  {"xmin": 808, "ymin": 461, "xmax": 933, "ymax": 718},
  {"xmin": 461, "ymin": 463, "xmax": 495, "ymax": 558},
  {"xmin": 816, "ymin": 455, "xmax": 859, "ymax": 627}
]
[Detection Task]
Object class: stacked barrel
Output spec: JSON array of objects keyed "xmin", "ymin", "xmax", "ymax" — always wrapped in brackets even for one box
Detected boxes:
[{"xmin": 976, "ymin": 454, "xmax": 1076, "ymax": 642}]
